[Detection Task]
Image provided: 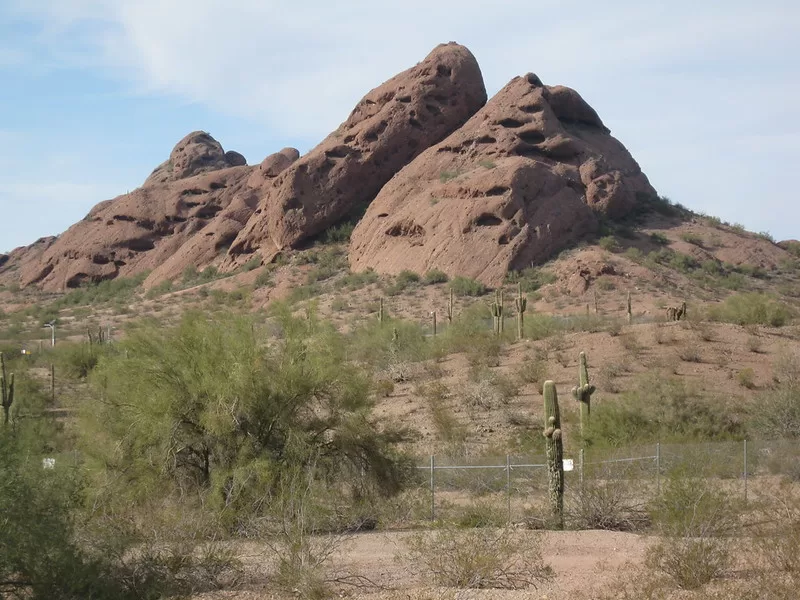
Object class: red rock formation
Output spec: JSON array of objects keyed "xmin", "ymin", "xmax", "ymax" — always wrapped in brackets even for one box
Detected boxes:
[
  {"xmin": 14, "ymin": 133, "xmax": 262, "ymax": 291},
  {"xmin": 222, "ymin": 42, "xmax": 487, "ymax": 269},
  {"xmin": 348, "ymin": 73, "xmax": 657, "ymax": 286}
]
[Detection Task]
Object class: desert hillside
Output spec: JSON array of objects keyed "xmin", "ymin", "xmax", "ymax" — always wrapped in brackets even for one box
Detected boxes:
[{"xmin": 2, "ymin": 41, "xmax": 800, "ymax": 600}]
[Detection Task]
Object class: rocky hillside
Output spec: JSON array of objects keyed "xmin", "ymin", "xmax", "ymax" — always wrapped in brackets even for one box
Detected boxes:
[{"xmin": 1, "ymin": 41, "xmax": 787, "ymax": 293}]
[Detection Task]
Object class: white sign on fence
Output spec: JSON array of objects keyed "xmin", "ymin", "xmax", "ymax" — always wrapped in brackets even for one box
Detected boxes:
[{"xmin": 563, "ymin": 459, "xmax": 574, "ymax": 472}]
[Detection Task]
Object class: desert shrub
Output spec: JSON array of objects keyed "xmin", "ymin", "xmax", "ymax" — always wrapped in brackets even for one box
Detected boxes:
[
  {"xmin": 403, "ymin": 528, "xmax": 553, "ymax": 589},
  {"xmin": 506, "ymin": 267, "xmax": 557, "ymax": 293},
  {"xmin": 82, "ymin": 309, "xmax": 412, "ymax": 528},
  {"xmin": 645, "ymin": 537, "xmax": 732, "ymax": 590},
  {"xmin": 567, "ymin": 480, "xmax": 649, "ymax": 531},
  {"xmin": 680, "ymin": 232, "xmax": 704, "ymax": 246},
  {"xmin": 374, "ymin": 378, "xmax": 394, "ymax": 398},
  {"xmin": 624, "ymin": 247, "xmax": 644, "ymax": 262},
  {"xmin": 708, "ymin": 292, "xmax": 792, "ymax": 327},
  {"xmin": 649, "ymin": 232, "xmax": 669, "ymax": 246},
  {"xmin": 52, "ymin": 272, "xmax": 148, "ymax": 309},
  {"xmin": 456, "ymin": 501, "xmax": 507, "ymax": 528},
  {"xmin": 450, "ymin": 276, "xmax": 487, "ymax": 297},
  {"xmin": 737, "ymin": 367, "xmax": 756, "ymax": 389},
  {"xmin": 54, "ymin": 342, "xmax": 105, "ymax": 379},
  {"xmin": 643, "ymin": 469, "xmax": 742, "ymax": 590},
  {"xmin": 349, "ymin": 316, "xmax": 430, "ymax": 371},
  {"xmin": 514, "ymin": 357, "xmax": 546, "ymax": 388},
  {"xmin": 599, "ymin": 236, "xmax": 619, "ymax": 252},
  {"xmin": 384, "ymin": 270, "xmax": 421, "ymax": 295},
  {"xmin": 336, "ymin": 269, "xmax": 378, "ymax": 290},
  {"xmin": 751, "ymin": 350, "xmax": 800, "ymax": 438},
  {"xmin": 145, "ymin": 279, "xmax": 173, "ymax": 298},
  {"xmin": 596, "ymin": 275, "xmax": 616, "ymax": 290},
  {"xmin": 423, "ymin": 269, "xmax": 449, "ymax": 285},
  {"xmin": 321, "ymin": 220, "xmax": 355, "ymax": 243},
  {"xmin": 254, "ymin": 268, "xmax": 273, "ymax": 288},
  {"xmin": 589, "ymin": 375, "xmax": 744, "ymax": 446}
]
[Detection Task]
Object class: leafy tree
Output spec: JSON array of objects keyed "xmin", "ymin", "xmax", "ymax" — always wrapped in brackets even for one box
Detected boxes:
[{"xmin": 82, "ymin": 307, "xmax": 410, "ymax": 527}]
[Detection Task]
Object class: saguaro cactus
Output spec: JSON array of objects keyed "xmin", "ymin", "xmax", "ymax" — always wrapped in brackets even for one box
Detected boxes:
[
  {"xmin": 446, "ymin": 287, "xmax": 454, "ymax": 324},
  {"xmin": 378, "ymin": 297, "xmax": 385, "ymax": 325},
  {"xmin": 571, "ymin": 352, "xmax": 596, "ymax": 442},
  {"xmin": 489, "ymin": 289, "xmax": 503, "ymax": 336},
  {"xmin": 1, "ymin": 352, "xmax": 15, "ymax": 426},
  {"xmin": 543, "ymin": 380, "xmax": 564, "ymax": 529},
  {"xmin": 514, "ymin": 283, "xmax": 527, "ymax": 340},
  {"xmin": 627, "ymin": 291, "xmax": 632, "ymax": 325}
]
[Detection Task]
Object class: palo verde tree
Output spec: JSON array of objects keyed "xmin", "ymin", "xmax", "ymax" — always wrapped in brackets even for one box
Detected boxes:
[{"xmin": 82, "ymin": 308, "xmax": 411, "ymax": 525}]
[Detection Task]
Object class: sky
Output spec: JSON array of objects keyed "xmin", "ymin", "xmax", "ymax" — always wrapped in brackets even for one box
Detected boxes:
[{"xmin": 1, "ymin": 0, "xmax": 798, "ymax": 253}]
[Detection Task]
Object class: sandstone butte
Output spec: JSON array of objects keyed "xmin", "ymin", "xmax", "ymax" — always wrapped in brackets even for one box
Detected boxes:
[{"xmin": 1, "ymin": 42, "xmax": 664, "ymax": 290}]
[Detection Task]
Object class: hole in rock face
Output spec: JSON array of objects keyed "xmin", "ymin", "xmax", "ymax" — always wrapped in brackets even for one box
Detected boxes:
[
  {"xmin": 475, "ymin": 214, "xmax": 503, "ymax": 227},
  {"xmin": 519, "ymin": 104, "xmax": 542, "ymax": 114},
  {"xmin": 195, "ymin": 205, "xmax": 222, "ymax": 219},
  {"xmin": 209, "ymin": 181, "xmax": 226, "ymax": 190},
  {"xmin": 92, "ymin": 254, "xmax": 110, "ymax": 265},
  {"xmin": 513, "ymin": 144, "xmax": 545, "ymax": 158},
  {"xmin": 397, "ymin": 95, "xmax": 412, "ymax": 103},
  {"xmin": 425, "ymin": 103, "xmax": 442, "ymax": 116},
  {"xmin": 475, "ymin": 135, "xmax": 496, "ymax": 144},
  {"xmin": 485, "ymin": 186, "xmax": 509, "ymax": 196},
  {"xmin": 325, "ymin": 146, "xmax": 350, "ymax": 159},
  {"xmin": 436, "ymin": 64, "xmax": 452, "ymax": 77},
  {"xmin": 344, "ymin": 135, "xmax": 355, "ymax": 144},
  {"xmin": 386, "ymin": 219, "xmax": 425, "ymax": 238},
  {"xmin": 181, "ymin": 188, "xmax": 206, "ymax": 196},
  {"xmin": 285, "ymin": 197, "xmax": 302, "ymax": 210},
  {"xmin": 377, "ymin": 213, "xmax": 389, "ymax": 218},
  {"xmin": 497, "ymin": 118, "xmax": 525, "ymax": 128},
  {"xmin": 112, "ymin": 214, "xmax": 136, "ymax": 222},
  {"xmin": 517, "ymin": 130, "xmax": 546, "ymax": 145},
  {"xmin": 409, "ymin": 118, "xmax": 422, "ymax": 129},
  {"xmin": 126, "ymin": 238, "xmax": 155, "ymax": 252}
]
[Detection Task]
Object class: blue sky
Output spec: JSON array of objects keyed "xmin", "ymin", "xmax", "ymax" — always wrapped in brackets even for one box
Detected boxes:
[{"xmin": 1, "ymin": 0, "xmax": 798, "ymax": 253}]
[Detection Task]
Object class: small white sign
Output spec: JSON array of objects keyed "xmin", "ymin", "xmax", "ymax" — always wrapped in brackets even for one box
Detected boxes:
[
  {"xmin": 42, "ymin": 458, "xmax": 56, "ymax": 469},
  {"xmin": 563, "ymin": 459, "xmax": 574, "ymax": 472}
]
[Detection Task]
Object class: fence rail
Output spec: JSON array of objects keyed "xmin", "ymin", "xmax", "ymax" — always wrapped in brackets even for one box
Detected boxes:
[{"xmin": 412, "ymin": 439, "xmax": 797, "ymax": 524}]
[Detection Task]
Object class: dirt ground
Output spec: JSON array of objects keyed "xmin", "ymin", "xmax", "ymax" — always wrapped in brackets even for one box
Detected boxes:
[{"xmin": 194, "ymin": 529, "xmax": 648, "ymax": 600}]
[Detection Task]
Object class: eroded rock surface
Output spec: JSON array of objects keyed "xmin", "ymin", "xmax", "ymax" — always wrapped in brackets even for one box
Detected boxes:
[
  {"xmin": 349, "ymin": 73, "xmax": 657, "ymax": 285},
  {"xmin": 223, "ymin": 42, "xmax": 487, "ymax": 268}
]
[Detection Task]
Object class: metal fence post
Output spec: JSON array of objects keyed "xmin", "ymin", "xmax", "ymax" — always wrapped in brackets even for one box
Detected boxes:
[
  {"xmin": 430, "ymin": 455, "xmax": 435, "ymax": 521},
  {"xmin": 579, "ymin": 448, "xmax": 585, "ymax": 488},
  {"xmin": 744, "ymin": 439, "xmax": 748, "ymax": 504},
  {"xmin": 656, "ymin": 443, "xmax": 661, "ymax": 495},
  {"xmin": 506, "ymin": 455, "xmax": 512, "ymax": 525}
]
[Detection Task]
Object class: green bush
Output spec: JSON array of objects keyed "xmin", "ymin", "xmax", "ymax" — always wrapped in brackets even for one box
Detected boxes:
[
  {"xmin": 708, "ymin": 292, "xmax": 793, "ymax": 327},
  {"xmin": 450, "ymin": 276, "xmax": 487, "ymax": 297},
  {"xmin": 506, "ymin": 268, "xmax": 556, "ymax": 293},
  {"xmin": 649, "ymin": 232, "xmax": 669, "ymax": 246},
  {"xmin": 82, "ymin": 309, "xmax": 412, "ymax": 526},
  {"xmin": 423, "ymin": 269, "xmax": 449, "ymax": 285},
  {"xmin": 599, "ymin": 236, "xmax": 619, "ymax": 252}
]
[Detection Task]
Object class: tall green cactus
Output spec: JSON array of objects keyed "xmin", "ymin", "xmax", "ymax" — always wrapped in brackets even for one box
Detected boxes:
[
  {"xmin": 543, "ymin": 380, "xmax": 564, "ymax": 529},
  {"xmin": 514, "ymin": 282, "xmax": 527, "ymax": 340},
  {"xmin": 571, "ymin": 351, "xmax": 596, "ymax": 442},
  {"xmin": 489, "ymin": 289, "xmax": 503, "ymax": 336},
  {"xmin": 1, "ymin": 352, "xmax": 15, "ymax": 426},
  {"xmin": 446, "ymin": 287, "xmax": 454, "ymax": 323},
  {"xmin": 627, "ymin": 291, "xmax": 632, "ymax": 325},
  {"xmin": 378, "ymin": 297, "xmax": 385, "ymax": 325}
]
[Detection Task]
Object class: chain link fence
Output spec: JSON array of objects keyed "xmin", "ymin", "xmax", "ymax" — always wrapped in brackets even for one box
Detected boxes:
[{"xmin": 413, "ymin": 439, "xmax": 800, "ymax": 525}]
